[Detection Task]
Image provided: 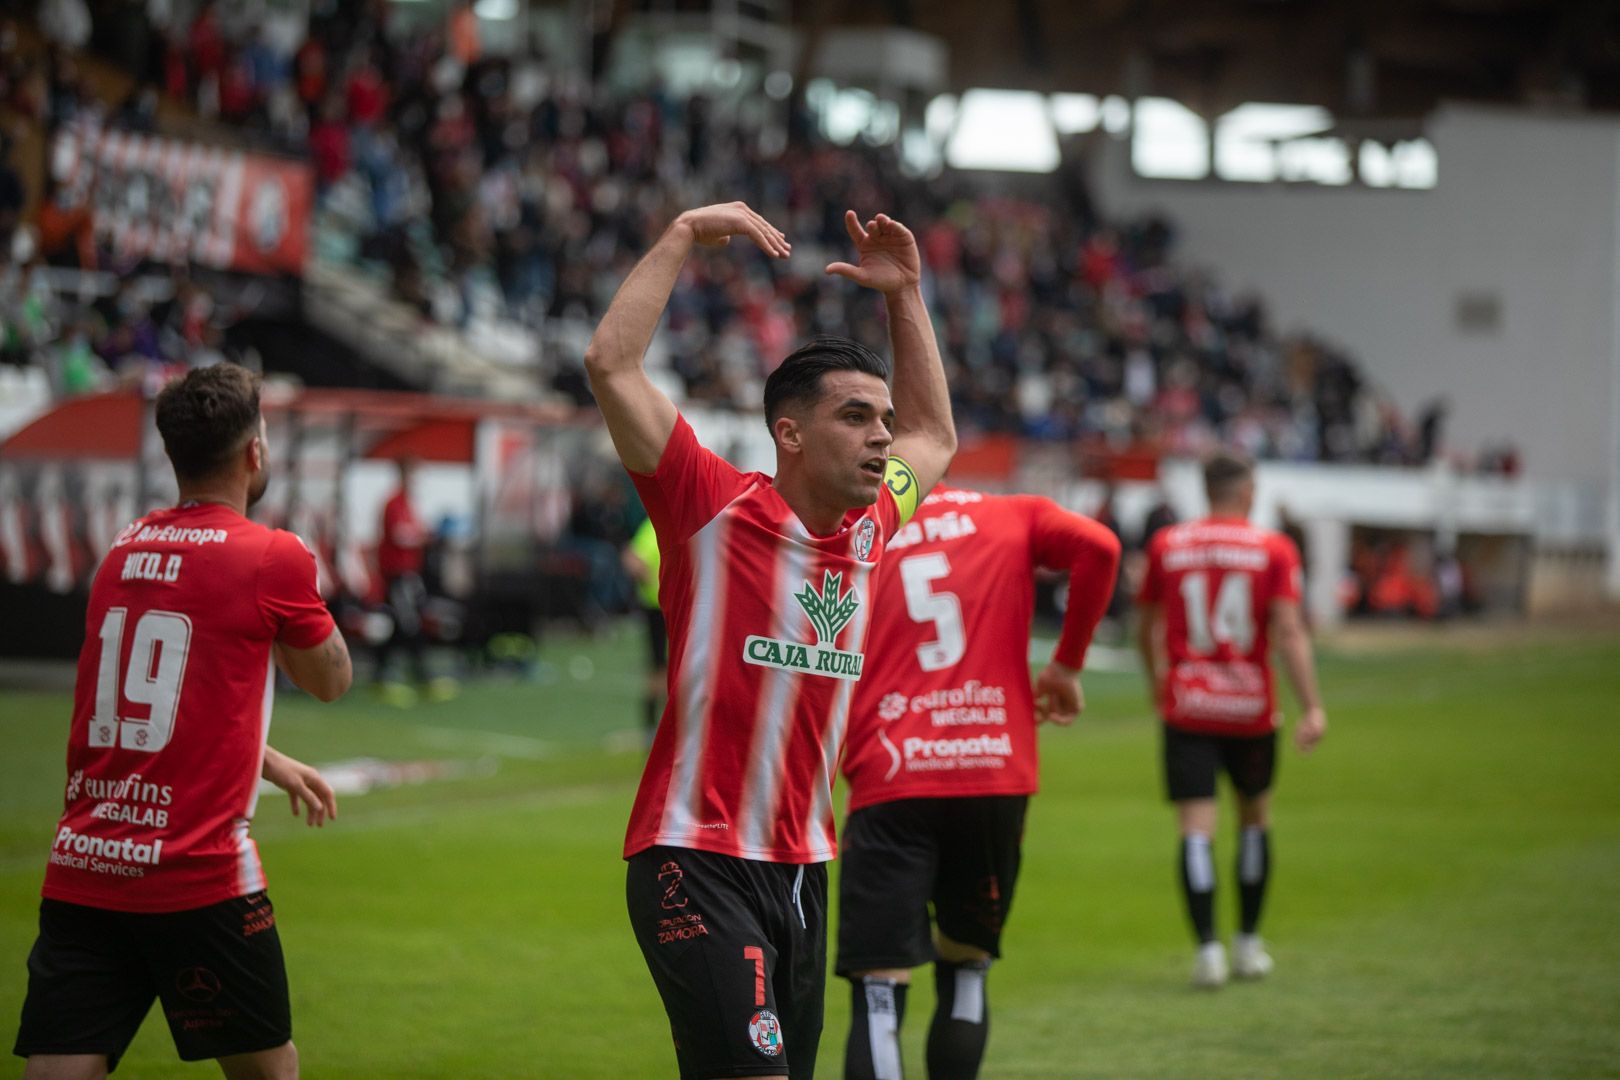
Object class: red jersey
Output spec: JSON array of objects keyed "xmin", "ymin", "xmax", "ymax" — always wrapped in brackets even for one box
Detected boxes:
[
  {"xmin": 1137, "ymin": 516, "xmax": 1303, "ymax": 736},
  {"xmin": 842, "ymin": 489, "xmax": 1120, "ymax": 811},
  {"xmin": 377, "ymin": 490, "xmax": 426, "ymax": 578},
  {"xmin": 625, "ymin": 416, "xmax": 916, "ymax": 863},
  {"xmin": 43, "ymin": 502, "xmax": 335, "ymax": 913}
]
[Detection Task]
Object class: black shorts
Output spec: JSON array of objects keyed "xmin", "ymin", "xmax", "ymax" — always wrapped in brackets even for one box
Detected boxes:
[
  {"xmin": 835, "ymin": 796, "xmax": 1028, "ymax": 976},
  {"xmin": 627, "ymin": 846, "xmax": 826, "ymax": 1079},
  {"xmin": 1162, "ymin": 725, "xmax": 1278, "ymax": 801},
  {"xmin": 644, "ymin": 606, "xmax": 668, "ymax": 669},
  {"xmin": 13, "ymin": 894, "xmax": 291, "ymax": 1070}
]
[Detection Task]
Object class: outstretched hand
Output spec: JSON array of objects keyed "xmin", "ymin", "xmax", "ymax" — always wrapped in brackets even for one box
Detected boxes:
[
  {"xmin": 262, "ymin": 747, "xmax": 337, "ymax": 827},
  {"xmin": 676, "ymin": 202, "xmax": 792, "ymax": 258},
  {"xmin": 1034, "ymin": 661, "xmax": 1085, "ymax": 726},
  {"xmin": 825, "ymin": 210, "xmax": 921, "ymax": 295}
]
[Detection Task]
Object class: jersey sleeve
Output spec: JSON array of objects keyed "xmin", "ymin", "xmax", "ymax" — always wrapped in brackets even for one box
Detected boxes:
[
  {"xmin": 1137, "ymin": 528, "xmax": 1167, "ymax": 603},
  {"xmin": 1021, "ymin": 496, "xmax": 1123, "ymax": 669},
  {"xmin": 1269, "ymin": 533, "xmax": 1304, "ymax": 605},
  {"xmin": 259, "ymin": 530, "xmax": 338, "ymax": 649},
  {"xmin": 628, "ymin": 414, "xmax": 751, "ymax": 547}
]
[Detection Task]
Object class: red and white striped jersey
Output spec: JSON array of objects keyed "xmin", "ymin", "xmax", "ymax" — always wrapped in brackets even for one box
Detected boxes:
[
  {"xmin": 842, "ymin": 488, "xmax": 1120, "ymax": 811},
  {"xmin": 42, "ymin": 502, "xmax": 335, "ymax": 913},
  {"xmin": 1137, "ymin": 516, "xmax": 1303, "ymax": 737},
  {"xmin": 626, "ymin": 415, "xmax": 915, "ymax": 863}
]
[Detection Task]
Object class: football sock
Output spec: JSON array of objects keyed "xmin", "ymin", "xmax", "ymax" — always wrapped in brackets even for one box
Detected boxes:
[
  {"xmin": 1180, "ymin": 833, "xmax": 1217, "ymax": 945},
  {"xmin": 926, "ymin": 959, "xmax": 991, "ymax": 1080},
  {"xmin": 845, "ymin": 976, "xmax": 908, "ymax": 1080},
  {"xmin": 1238, "ymin": 826, "xmax": 1271, "ymax": 934}
]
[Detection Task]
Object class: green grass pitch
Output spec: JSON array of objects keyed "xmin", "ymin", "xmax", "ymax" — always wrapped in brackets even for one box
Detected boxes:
[{"xmin": 3, "ymin": 625, "xmax": 1618, "ymax": 1078}]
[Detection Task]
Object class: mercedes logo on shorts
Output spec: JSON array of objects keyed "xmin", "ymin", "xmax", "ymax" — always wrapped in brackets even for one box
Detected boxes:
[{"xmin": 176, "ymin": 966, "xmax": 222, "ymax": 1002}]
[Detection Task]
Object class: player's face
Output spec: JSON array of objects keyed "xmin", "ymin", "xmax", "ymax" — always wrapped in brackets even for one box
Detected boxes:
[
  {"xmin": 246, "ymin": 416, "xmax": 270, "ymax": 509},
  {"xmin": 800, "ymin": 371, "xmax": 895, "ymax": 510}
]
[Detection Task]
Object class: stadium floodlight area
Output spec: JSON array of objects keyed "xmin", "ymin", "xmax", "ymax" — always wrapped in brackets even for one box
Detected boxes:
[{"xmin": 809, "ymin": 82, "xmax": 1436, "ymax": 188}]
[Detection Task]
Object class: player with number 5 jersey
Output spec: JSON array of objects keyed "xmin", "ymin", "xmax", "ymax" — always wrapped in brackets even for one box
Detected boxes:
[
  {"xmin": 835, "ymin": 487, "xmax": 1119, "ymax": 1080},
  {"xmin": 15, "ymin": 364, "xmax": 353, "ymax": 1080},
  {"xmin": 1135, "ymin": 451, "xmax": 1327, "ymax": 990}
]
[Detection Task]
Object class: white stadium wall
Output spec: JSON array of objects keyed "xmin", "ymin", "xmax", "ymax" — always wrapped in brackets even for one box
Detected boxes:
[{"xmin": 1092, "ymin": 103, "xmax": 1620, "ymax": 596}]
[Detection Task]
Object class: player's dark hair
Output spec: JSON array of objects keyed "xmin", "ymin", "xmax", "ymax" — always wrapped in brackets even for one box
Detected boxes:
[
  {"xmin": 763, "ymin": 336, "xmax": 890, "ymax": 427},
  {"xmin": 1203, "ymin": 450, "xmax": 1255, "ymax": 505},
  {"xmin": 154, "ymin": 363, "xmax": 263, "ymax": 482}
]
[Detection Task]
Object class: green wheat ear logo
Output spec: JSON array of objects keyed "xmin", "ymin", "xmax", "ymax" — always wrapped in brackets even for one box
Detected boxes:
[{"xmin": 796, "ymin": 570, "xmax": 860, "ymax": 644}]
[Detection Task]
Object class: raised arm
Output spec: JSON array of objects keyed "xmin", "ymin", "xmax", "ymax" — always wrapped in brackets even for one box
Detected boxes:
[
  {"xmin": 1271, "ymin": 598, "xmax": 1327, "ymax": 752},
  {"xmin": 825, "ymin": 211, "xmax": 956, "ymax": 493},
  {"xmin": 585, "ymin": 202, "xmax": 791, "ymax": 473}
]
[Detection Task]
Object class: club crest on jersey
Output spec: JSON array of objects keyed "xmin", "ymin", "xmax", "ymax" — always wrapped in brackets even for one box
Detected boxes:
[
  {"xmin": 853, "ymin": 518, "xmax": 877, "ymax": 562},
  {"xmin": 743, "ymin": 570, "xmax": 865, "ymax": 680},
  {"xmin": 748, "ymin": 1009, "xmax": 783, "ymax": 1057}
]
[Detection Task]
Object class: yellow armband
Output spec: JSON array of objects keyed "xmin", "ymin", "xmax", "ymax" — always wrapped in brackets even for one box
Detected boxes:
[{"xmin": 883, "ymin": 455, "xmax": 921, "ymax": 526}]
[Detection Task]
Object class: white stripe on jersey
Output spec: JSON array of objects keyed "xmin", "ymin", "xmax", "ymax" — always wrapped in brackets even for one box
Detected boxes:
[
  {"xmin": 233, "ymin": 819, "xmax": 265, "ymax": 895},
  {"xmin": 738, "ymin": 533, "xmax": 814, "ymax": 855},
  {"xmin": 246, "ymin": 656, "xmax": 274, "ymax": 820},
  {"xmin": 232, "ymin": 655, "xmax": 276, "ymax": 897},
  {"xmin": 661, "ymin": 510, "xmax": 730, "ymax": 845},
  {"xmin": 805, "ymin": 561, "xmax": 872, "ymax": 855}
]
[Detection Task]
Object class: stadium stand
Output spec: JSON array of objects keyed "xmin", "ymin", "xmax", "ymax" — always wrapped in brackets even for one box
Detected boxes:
[{"xmin": 2, "ymin": 1, "xmax": 1458, "ymax": 473}]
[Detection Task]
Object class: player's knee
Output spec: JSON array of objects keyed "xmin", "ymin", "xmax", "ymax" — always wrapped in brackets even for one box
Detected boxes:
[
  {"xmin": 849, "ymin": 967, "xmax": 912, "ymax": 985},
  {"xmin": 933, "ymin": 934, "xmax": 991, "ymax": 965},
  {"xmin": 1236, "ymin": 793, "xmax": 1271, "ymax": 828},
  {"xmin": 24, "ymin": 1054, "xmax": 109, "ymax": 1080},
  {"xmin": 217, "ymin": 1041, "xmax": 297, "ymax": 1080}
]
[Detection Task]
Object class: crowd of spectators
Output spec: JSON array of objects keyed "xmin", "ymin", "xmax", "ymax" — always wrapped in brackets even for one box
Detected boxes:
[{"xmin": 12, "ymin": 1, "xmax": 1489, "ymax": 469}]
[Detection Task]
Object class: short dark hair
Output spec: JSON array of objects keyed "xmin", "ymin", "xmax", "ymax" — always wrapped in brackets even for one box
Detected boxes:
[
  {"xmin": 1203, "ymin": 449, "xmax": 1254, "ymax": 505},
  {"xmin": 762, "ymin": 336, "xmax": 890, "ymax": 427},
  {"xmin": 154, "ymin": 363, "xmax": 262, "ymax": 482}
]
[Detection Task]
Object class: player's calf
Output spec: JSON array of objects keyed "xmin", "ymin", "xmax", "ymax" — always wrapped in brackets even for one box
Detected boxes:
[
  {"xmin": 926, "ymin": 957, "xmax": 992, "ymax": 1080},
  {"xmin": 844, "ymin": 973, "xmax": 908, "ymax": 1080}
]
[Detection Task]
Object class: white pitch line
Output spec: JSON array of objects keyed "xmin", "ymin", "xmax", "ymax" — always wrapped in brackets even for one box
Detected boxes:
[{"xmin": 409, "ymin": 725, "xmax": 560, "ymax": 759}]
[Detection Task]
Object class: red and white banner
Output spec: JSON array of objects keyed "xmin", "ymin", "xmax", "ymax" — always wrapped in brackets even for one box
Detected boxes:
[{"xmin": 52, "ymin": 122, "xmax": 312, "ymax": 276}]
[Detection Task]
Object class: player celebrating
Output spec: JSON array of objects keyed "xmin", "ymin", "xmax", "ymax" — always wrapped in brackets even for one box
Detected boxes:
[
  {"xmin": 586, "ymin": 202, "xmax": 955, "ymax": 1079},
  {"xmin": 1135, "ymin": 451, "xmax": 1327, "ymax": 988},
  {"xmin": 13, "ymin": 363, "xmax": 353, "ymax": 1080},
  {"xmin": 837, "ymin": 486, "xmax": 1120, "ymax": 1080}
]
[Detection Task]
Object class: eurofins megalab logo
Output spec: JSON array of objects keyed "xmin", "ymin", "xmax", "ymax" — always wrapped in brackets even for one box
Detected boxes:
[{"xmin": 742, "ymin": 570, "xmax": 865, "ymax": 680}]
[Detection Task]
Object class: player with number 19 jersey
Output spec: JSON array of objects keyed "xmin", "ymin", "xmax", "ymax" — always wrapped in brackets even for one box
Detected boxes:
[
  {"xmin": 1136, "ymin": 517, "xmax": 1303, "ymax": 737},
  {"xmin": 42, "ymin": 501, "xmax": 335, "ymax": 913}
]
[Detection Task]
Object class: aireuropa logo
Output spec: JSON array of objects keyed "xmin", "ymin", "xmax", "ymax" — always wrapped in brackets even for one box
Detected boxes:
[{"xmin": 743, "ymin": 570, "xmax": 865, "ymax": 680}]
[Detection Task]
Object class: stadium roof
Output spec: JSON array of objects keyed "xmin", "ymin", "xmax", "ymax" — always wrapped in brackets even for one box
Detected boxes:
[{"xmin": 805, "ymin": 0, "xmax": 1620, "ymax": 116}]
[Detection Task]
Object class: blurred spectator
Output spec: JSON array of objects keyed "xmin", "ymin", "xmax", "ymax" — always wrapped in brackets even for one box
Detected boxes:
[
  {"xmin": 17, "ymin": 1, "xmax": 1454, "ymax": 472},
  {"xmin": 37, "ymin": 0, "xmax": 90, "ymax": 53},
  {"xmin": 0, "ymin": 134, "xmax": 23, "ymax": 253}
]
